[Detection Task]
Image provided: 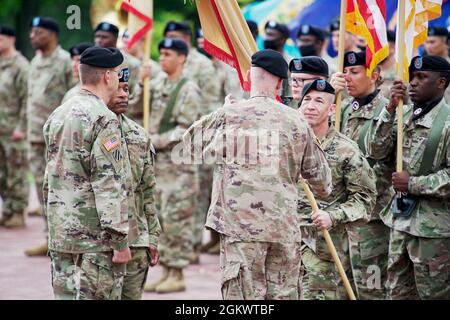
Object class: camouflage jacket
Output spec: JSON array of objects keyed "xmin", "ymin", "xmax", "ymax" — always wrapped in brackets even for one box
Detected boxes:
[
  {"xmin": 62, "ymin": 82, "xmax": 81, "ymax": 104},
  {"xmin": 27, "ymin": 46, "xmax": 75, "ymax": 143},
  {"xmin": 214, "ymin": 59, "xmax": 243, "ymax": 108},
  {"xmin": 43, "ymin": 90, "xmax": 129, "ymax": 253},
  {"xmin": 184, "ymin": 94, "xmax": 332, "ymax": 243},
  {"xmin": 340, "ymin": 90, "xmax": 395, "ymax": 219},
  {"xmin": 368, "ymin": 98, "xmax": 450, "ymax": 238},
  {"xmin": 380, "ymin": 65, "xmax": 396, "ymax": 99},
  {"xmin": 120, "ymin": 115, "xmax": 161, "ymax": 248},
  {"xmin": 0, "ymin": 52, "xmax": 29, "ymax": 135},
  {"xmin": 184, "ymin": 48, "xmax": 221, "ymax": 116},
  {"xmin": 299, "ymin": 126, "xmax": 377, "ymax": 262}
]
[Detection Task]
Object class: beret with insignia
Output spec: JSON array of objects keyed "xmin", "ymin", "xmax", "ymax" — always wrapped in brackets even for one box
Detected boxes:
[
  {"xmin": 158, "ymin": 38, "xmax": 189, "ymax": 56},
  {"xmin": 0, "ymin": 25, "xmax": 15, "ymax": 37},
  {"xmin": 329, "ymin": 19, "xmax": 340, "ymax": 32},
  {"xmin": 95, "ymin": 22, "xmax": 119, "ymax": 38},
  {"xmin": 409, "ymin": 55, "xmax": 450, "ymax": 81},
  {"xmin": 264, "ymin": 20, "xmax": 290, "ymax": 38},
  {"xmin": 428, "ymin": 26, "xmax": 449, "ymax": 37},
  {"xmin": 30, "ymin": 17, "xmax": 59, "ymax": 34},
  {"xmin": 80, "ymin": 47, "xmax": 124, "ymax": 68},
  {"xmin": 297, "ymin": 25, "xmax": 326, "ymax": 40},
  {"xmin": 387, "ymin": 30, "xmax": 396, "ymax": 43},
  {"xmin": 344, "ymin": 51, "xmax": 366, "ymax": 68},
  {"xmin": 289, "ymin": 56, "xmax": 329, "ymax": 77},
  {"xmin": 164, "ymin": 21, "xmax": 192, "ymax": 36},
  {"xmin": 118, "ymin": 68, "xmax": 130, "ymax": 83},
  {"xmin": 251, "ymin": 49, "xmax": 288, "ymax": 79},
  {"xmin": 301, "ymin": 79, "xmax": 335, "ymax": 103},
  {"xmin": 69, "ymin": 42, "xmax": 94, "ymax": 58}
]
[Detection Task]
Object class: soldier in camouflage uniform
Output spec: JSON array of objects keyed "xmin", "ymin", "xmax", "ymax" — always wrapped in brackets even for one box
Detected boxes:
[
  {"xmin": 44, "ymin": 47, "xmax": 132, "ymax": 300},
  {"xmin": 0, "ymin": 25, "xmax": 29, "ymax": 228},
  {"xmin": 62, "ymin": 43, "xmax": 93, "ymax": 103},
  {"xmin": 297, "ymin": 80, "xmax": 377, "ymax": 300},
  {"xmin": 107, "ymin": 67, "xmax": 161, "ymax": 300},
  {"xmin": 141, "ymin": 39, "xmax": 201, "ymax": 294},
  {"xmin": 368, "ymin": 55, "xmax": 450, "ymax": 299},
  {"xmin": 330, "ymin": 51, "xmax": 393, "ymax": 299},
  {"xmin": 184, "ymin": 50, "xmax": 332, "ymax": 300},
  {"xmin": 164, "ymin": 21, "xmax": 221, "ymax": 262},
  {"xmin": 25, "ymin": 17, "xmax": 75, "ymax": 256}
]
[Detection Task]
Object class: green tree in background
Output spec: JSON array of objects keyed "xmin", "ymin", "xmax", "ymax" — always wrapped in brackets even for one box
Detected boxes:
[{"xmin": 0, "ymin": 0, "xmax": 257, "ymax": 60}]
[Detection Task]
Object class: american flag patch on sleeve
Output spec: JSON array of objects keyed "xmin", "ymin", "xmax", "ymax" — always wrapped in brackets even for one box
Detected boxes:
[{"xmin": 102, "ymin": 134, "xmax": 120, "ymax": 152}]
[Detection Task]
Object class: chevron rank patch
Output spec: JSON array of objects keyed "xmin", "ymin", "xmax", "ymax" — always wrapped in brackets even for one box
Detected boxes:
[{"xmin": 103, "ymin": 134, "xmax": 120, "ymax": 152}]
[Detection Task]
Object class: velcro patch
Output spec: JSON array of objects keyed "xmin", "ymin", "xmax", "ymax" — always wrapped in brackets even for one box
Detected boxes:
[{"xmin": 103, "ymin": 134, "xmax": 120, "ymax": 152}]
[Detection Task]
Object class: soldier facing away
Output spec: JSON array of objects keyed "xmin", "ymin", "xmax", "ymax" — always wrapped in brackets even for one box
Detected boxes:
[
  {"xmin": 44, "ymin": 47, "xmax": 131, "ymax": 300},
  {"xmin": 183, "ymin": 49, "xmax": 332, "ymax": 300}
]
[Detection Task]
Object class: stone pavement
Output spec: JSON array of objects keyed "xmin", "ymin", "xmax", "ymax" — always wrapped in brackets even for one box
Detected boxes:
[{"xmin": 0, "ymin": 206, "xmax": 221, "ymax": 300}]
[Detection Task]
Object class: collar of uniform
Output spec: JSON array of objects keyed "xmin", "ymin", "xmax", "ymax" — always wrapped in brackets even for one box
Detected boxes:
[
  {"xmin": 36, "ymin": 45, "xmax": 62, "ymax": 65},
  {"xmin": 0, "ymin": 53, "xmax": 18, "ymax": 68},
  {"xmin": 353, "ymin": 89, "xmax": 380, "ymax": 109},
  {"xmin": 320, "ymin": 125, "xmax": 337, "ymax": 150},
  {"xmin": 349, "ymin": 90, "xmax": 384, "ymax": 120},
  {"xmin": 414, "ymin": 98, "xmax": 447, "ymax": 129},
  {"xmin": 412, "ymin": 96, "xmax": 444, "ymax": 123}
]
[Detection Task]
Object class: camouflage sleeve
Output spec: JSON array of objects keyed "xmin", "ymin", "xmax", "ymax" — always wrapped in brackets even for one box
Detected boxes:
[
  {"xmin": 151, "ymin": 83, "xmax": 202, "ymax": 150},
  {"xmin": 408, "ymin": 124, "xmax": 450, "ymax": 198},
  {"xmin": 91, "ymin": 119, "xmax": 129, "ymax": 251},
  {"xmin": 197, "ymin": 65, "xmax": 221, "ymax": 115},
  {"xmin": 14, "ymin": 64, "xmax": 28, "ymax": 133},
  {"xmin": 367, "ymin": 106, "xmax": 397, "ymax": 160},
  {"xmin": 327, "ymin": 153, "xmax": 377, "ymax": 226},
  {"xmin": 65, "ymin": 58, "xmax": 76, "ymax": 91},
  {"xmin": 300, "ymin": 126, "xmax": 332, "ymax": 198},
  {"xmin": 141, "ymin": 140, "xmax": 161, "ymax": 247}
]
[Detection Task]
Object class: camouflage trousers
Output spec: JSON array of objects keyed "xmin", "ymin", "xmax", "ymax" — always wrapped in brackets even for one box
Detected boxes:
[
  {"xmin": 300, "ymin": 247, "xmax": 354, "ymax": 300},
  {"xmin": 0, "ymin": 135, "xmax": 28, "ymax": 218},
  {"xmin": 193, "ymin": 165, "xmax": 213, "ymax": 248},
  {"xmin": 28, "ymin": 142, "xmax": 46, "ymax": 206},
  {"xmin": 220, "ymin": 235, "xmax": 302, "ymax": 300},
  {"xmin": 346, "ymin": 220, "xmax": 389, "ymax": 299},
  {"xmin": 49, "ymin": 250, "xmax": 125, "ymax": 300},
  {"xmin": 121, "ymin": 247, "xmax": 151, "ymax": 300},
  {"xmin": 386, "ymin": 229, "xmax": 450, "ymax": 300},
  {"xmin": 156, "ymin": 164, "xmax": 199, "ymax": 269}
]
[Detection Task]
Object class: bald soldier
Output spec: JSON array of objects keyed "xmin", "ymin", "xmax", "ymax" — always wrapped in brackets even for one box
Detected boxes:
[
  {"xmin": 289, "ymin": 56, "xmax": 329, "ymax": 109},
  {"xmin": 44, "ymin": 47, "xmax": 131, "ymax": 300},
  {"xmin": 142, "ymin": 39, "xmax": 202, "ymax": 293},
  {"xmin": 297, "ymin": 80, "xmax": 377, "ymax": 300},
  {"xmin": 183, "ymin": 49, "xmax": 332, "ymax": 300},
  {"xmin": 25, "ymin": 17, "xmax": 75, "ymax": 256},
  {"xmin": 106, "ymin": 68, "xmax": 161, "ymax": 300},
  {"xmin": 0, "ymin": 25, "xmax": 29, "ymax": 228},
  {"xmin": 368, "ymin": 56, "xmax": 450, "ymax": 299}
]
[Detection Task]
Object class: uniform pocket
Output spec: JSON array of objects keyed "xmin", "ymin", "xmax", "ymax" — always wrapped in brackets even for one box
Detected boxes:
[{"xmin": 221, "ymin": 262, "xmax": 244, "ymax": 300}]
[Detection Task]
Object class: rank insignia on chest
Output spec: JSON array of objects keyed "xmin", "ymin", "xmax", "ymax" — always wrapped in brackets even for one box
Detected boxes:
[
  {"xmin": 103, "ymin": 135, "xmax": 120, "ymax": 152},
  {"xmin": 113, "ymin": 149, "xmax": 123, "ymax": 161},
  {"xmin": 352, "ymin": 100, "xmax": 360, "ymax": 111}
]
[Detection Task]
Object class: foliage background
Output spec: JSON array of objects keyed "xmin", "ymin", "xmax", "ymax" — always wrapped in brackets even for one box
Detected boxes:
[{"xmin": 0, "ymin": 0, "xmax": 259, "ymax": 59}]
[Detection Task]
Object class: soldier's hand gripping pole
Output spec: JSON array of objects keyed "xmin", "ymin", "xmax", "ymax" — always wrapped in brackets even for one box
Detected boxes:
[{"xmin": 300, "ymin": 179, "xmax": 357, "ymax": 300}]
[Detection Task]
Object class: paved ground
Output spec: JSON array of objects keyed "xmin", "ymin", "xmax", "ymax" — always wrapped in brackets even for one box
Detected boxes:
[{"xmin": 0, "ymin": 187, "xmax": 221, "ymax": 300}]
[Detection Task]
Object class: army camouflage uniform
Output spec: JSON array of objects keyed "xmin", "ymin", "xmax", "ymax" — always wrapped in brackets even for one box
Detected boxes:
[
  {"xmin": 27, "ymin": 46, "xmax": 74, "ymax": 212},
  {"xmin": 184, "ymin": 94, "xmax": 332, "ymax": 300},
  {"xmin": 380, "ymin": 66, "xmax": 396, "ymax": 100},
  {"xmin": 368, "ymin": 99, "xmax": 450, "ymax": 299},
  {"xmin": 339, "ymin": 90, "xmax": 393, "ymax": 299},
  {"xmin": 119, "ymin": 115, "xmax": 161, "ymax": 300},
  {"xmin": 148, "ymin": 74, "xmax": 201, "ymax": 270},
  {"xmin": 0, "ymin": 52, "xmax": 29, "ymax": 222},
  {"xmin": 44, "ymin": 90, "xmax": 130, "ymax": 300},
  {"xmin": 62, "ymin": 82, "xmax": 81, "ymax": 104},
  {"xmin": 298, "ymin": 126, "xmax": 377, "ymax": 300}
]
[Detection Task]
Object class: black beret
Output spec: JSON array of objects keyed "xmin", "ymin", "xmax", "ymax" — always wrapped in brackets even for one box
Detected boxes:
[
  {"xmin": 428, "ymin": 26, "xmax": 449, "ymax": 37},
  {"xmin": 69, "ymin": 42, "xmax": 94, "ymax": 58},
  {"xmin": 329, "ymin": 19, "xmax": 340, "ymax": 32},
  {"xmin": 289, "ymin": 57, "xmax": 329, "ymax": 77},
  {"xmin": 251, "ymin": 49, "xmax": 288, "ymax": 79},
  {"xmin": 196, "ymin": 28, "xmax": 204, "ymax": 39},
  {"xmin": 297, "ymin": 25, "xmax": 326, "ymax": 40},
  {"xmin": 0, "ymin": 25, "xmax": 15, "ymax": 37},
  {"xmin": 30, "ymin": 17, "xmax": 59, "ymax": 34},
  {"xmin": 387, "ymin": 30, "xmax": 396, "ymax": 42},
  {"xmin": 264, "ymin": 20, "xmax": 290, "ymax": 38},
  {"xmin": 164, "ymin": 21, "xmax": 192, "ymax": 36},
  {"xmin": 119, "ymin": 68, "xmax": 130, "ymax": 83},
  {"xmin": 409, "ymin": 55, "xmax": 450, "ymax": 80},
  {"xmin": 158, "ymin": 38, "xmax": 189, "ymax": 56},
  {"xmin": 246, "ymin": 20, "xmax": 259, "ymax": 36},
  {"xmin": 95, "ymin": 22, "xmax": 119, "ymax": 37},
  {"xmin": 301, "ymin": 79, "xmax": 335, "ymax": 101},
  {"xmin": 344, "ymin": 51, "xmax": 366, "ymax": 68},
  {"xmin": 80, "ymin": 47, "xmax": 124, "ymax": 68}
]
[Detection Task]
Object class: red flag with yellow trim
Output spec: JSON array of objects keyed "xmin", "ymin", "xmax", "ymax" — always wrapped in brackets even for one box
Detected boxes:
[
  {"xmin": 195, "ymin": 0, "xmax": 258, "ymax": 91},
  {"xmin": 119, "ymin": 0, "xmax": 153, "ymax": 50}
]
